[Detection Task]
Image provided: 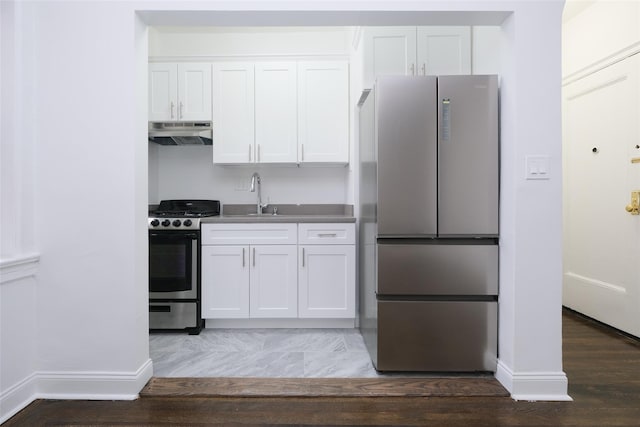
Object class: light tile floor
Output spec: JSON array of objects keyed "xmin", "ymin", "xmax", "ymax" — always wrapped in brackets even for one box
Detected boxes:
[{"xmin": 149, "ymin": 328, "xmax": 381, "ymax": 378}]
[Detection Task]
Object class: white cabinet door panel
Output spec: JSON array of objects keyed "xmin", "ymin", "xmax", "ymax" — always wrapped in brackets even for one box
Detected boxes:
[
  {"xmin": 250, "ymin": 245, "xmax": 298, "ymax": 318},
  {"xmin": 149, "ymin": 63, "xmax": 177, "ymax": 121},
  {"xmin": 201, "ymin": 245, "xmax": 249, "ymax": 319},
  {"xmin": 363, "ymin": 27, "xmax": 417, "ymax": 88},
  {"xmin": 416, "ymin": 26, "xmax": 471, "ymax": 75},
  {"xmin": 299, "ymin": 245, "xmax": 356, "ymax": 318},
  {"xmin": 255, "ymin": 62, "xmax": 298, "ymax": 163},
  {"xmin": 178, "ymin": 63, "xmax": 212, "ymax": 121},
  {"xmin": 213, "ymin": 63, "xmax": 255, "ymax": 164},
  {"xmin": 297, "ymin": 61, "xmax": 349, "ymax": 164}
]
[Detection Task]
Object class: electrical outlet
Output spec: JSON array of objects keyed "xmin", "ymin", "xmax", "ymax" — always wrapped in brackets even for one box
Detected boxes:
[{"xmin": 525, "ymin": 155, "xmax": 551, "ymax": 180}]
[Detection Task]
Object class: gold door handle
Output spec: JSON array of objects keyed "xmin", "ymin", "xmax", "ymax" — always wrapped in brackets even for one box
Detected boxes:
[{"xmin": 626, "ymin": 190, "xmax": 639, "ymax": 215}]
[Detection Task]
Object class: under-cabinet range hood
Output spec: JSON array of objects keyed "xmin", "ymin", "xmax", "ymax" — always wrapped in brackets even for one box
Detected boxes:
[{"xmin": 148, "ymin": 121, "xmax": 213, "ymax": 145}]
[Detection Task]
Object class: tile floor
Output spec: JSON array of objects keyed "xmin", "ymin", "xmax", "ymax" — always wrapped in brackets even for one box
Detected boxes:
[{"xmin": 149, "ymin": 328, "xmax": 383, "ymax": 378}]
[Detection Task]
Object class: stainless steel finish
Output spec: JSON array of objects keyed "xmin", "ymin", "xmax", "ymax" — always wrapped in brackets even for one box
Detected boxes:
[
  {"xmin": 302, "ymin": 248, "xmax": 305, "ymax": 267},
  {"xmin": 242, "ymin": 247, "xmax": 245, "ymax": 267},
  {"xmin": 148, "ymin": 217, "xmax": 201, "ymax": 230},
  {"xmin": 148, "ymin": 121, "xmax": 213, "ymax": 145},
  {"xmin": 250, "ymin": 172, "xmax": 269, "ymax": 214},
  {"xmin": 377, "ymin": 243, "xmax": 498, "ymax": 295},
  {"xmin": 377, "ymin": 76, "xmax": 437, "ymax": 236},
  {"xmin": 148, "ymin": 237, "xmax": 198, "ymax": 300},
  {"xmin": 253, "ymin": 247, "xmax": 256, "ymax": 267},
  {"xmin": 318, "ymin": 233, "xmax": 337, "ymax": 238},
  {"xmin": 149, "ymin": 301, "xmax": 198, "ymax": 329},
  {"xmin": 438, "ymin": 75, "xmax": 499, "ymax": 237},
  {"xmin": 374, "ymin": 301, "xmax": 498, "ymax": 371}
]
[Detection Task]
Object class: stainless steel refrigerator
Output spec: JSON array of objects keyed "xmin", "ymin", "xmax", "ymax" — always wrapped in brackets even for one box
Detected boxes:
[{"xmin": 358, "ymin": 75, "xmax": 499, "ymax": 372}]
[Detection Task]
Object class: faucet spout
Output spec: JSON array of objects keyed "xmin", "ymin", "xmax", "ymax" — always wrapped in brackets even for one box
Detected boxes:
[{"xmin": 250, "ymin": 172, "xmax": 268, "ymax": 214}]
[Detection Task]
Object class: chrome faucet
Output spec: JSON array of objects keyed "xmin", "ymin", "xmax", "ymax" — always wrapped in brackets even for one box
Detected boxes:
[{"xmin": 250, "ymin": 172, "xmax": 268, "ymax": 214}]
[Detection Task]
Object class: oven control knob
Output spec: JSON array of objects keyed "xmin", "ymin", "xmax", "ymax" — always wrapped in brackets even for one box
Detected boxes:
[
  {"xmin": 150, "ymin": 219, "xmax": 160, "ymax": 227},
  {"xmin": 161, "ymin": 219, "xmax": 171, "ymax": 227},
  {"xmin": 172, "ymin": 219, "xmax": 182, "ymax": 227},
  {"xmin": 183, "ymin": 219, "xmax": 193, "ymax": 227}
]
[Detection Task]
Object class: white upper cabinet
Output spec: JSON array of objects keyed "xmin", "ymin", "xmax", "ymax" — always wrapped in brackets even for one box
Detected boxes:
[
  {"xmin": 255, "ymin": 62, "xmax": 298, "ymax": 163},
  {"xmin": 297, "ymin": 61, "xmax": 349, "ymax": 164},
  {"xmin": 362, "ymin": 26, "xmax": 471, "ymax": 88},
  {"xmin": 148, "ymin": 62, "xmax": 211, "ymax": 122},
  {"xmin": 213, "ymin": 60, "xmax": 349, "ymax": 165},
  {"xmin": 416, "ymin": 27, "xmax": 471, "ymax": 76},
  {"xmin": 212, "ymin": 62, "xmax": 255, "ymax": 163}
]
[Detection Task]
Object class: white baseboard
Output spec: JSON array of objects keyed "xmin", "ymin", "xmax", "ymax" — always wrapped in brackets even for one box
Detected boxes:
[
  {"xmin": 0, "ymin": 373, "xmax": 38, "ymax": 424},
  {"xmin": 496, "ymin": 360, "xmax": 572, "ymax": 401},
  {"xmin": 0, "ymin": 359, "xmax": 153, "ymax": 424}
]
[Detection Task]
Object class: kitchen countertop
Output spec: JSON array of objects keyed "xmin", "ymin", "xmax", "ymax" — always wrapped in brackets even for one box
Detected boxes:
[{"xmin": 200, "ymin": 204, "xmax": 356, "ymax": 224}]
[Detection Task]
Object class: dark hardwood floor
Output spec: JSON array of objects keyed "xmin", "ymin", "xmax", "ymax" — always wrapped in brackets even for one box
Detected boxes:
[{"xmin": 5, "ymin": 308, "xmax": 640, "ymax": 426}]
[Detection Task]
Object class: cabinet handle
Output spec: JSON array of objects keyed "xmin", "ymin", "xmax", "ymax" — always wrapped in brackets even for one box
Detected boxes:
[
  {"xmin": 421, "ymin": 63, "xmax": 426, "ymax": 75},
  {"xmin": 258, "ymin": 144, "xmax": 261, "ymax": 162},
  {"xmin": 179, "ymin": 102, "xmax": 184, "ymax": 119},
  {"xmin": 318, "ymin": 233, "xmax": 337, "ymax": 238},
  {"xmin": 249, "ymin": 145, "xmax": 252, "ymax": 162},
  {"xmin": 253, "ymin": 247, "xmax": 256, "ymax": 267},
  {"xmin": 302, "ymin": 248, "xmax": 305, "ymax": 267},
  {"xmin": 170, "ymin": 102, "xmax": 175, "ymax": 119},
  {"xmin": 301, "ymin": 144, "xmax": 304, "ymax": 162},
  {"xmin": 410, "ymin": 63, "xmax": 415, "ymax": 75},
  {"xmin": 242, "ymin": 248, "xmax": 245, "ymax": 267}
]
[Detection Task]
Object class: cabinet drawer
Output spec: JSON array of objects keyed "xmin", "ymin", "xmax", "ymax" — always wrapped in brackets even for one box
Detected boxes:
[
  {"xmin": 298, "ymin": 223, "xmax": 355, "ymax": 245},
  {"xmin": 201, "ymin": 223, "xmax": 297, "ymax": 245}
]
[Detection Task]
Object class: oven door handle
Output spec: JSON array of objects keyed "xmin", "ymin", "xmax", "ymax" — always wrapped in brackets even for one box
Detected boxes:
[{"xmin": 150, "ymin": 232, "xmax": 198, "ymax": 240}]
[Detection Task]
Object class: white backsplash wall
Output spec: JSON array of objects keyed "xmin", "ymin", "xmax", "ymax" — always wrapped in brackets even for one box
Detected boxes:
[{"xmin": 150, "ymin": 145, "xmax": 348, "ymax": 205}]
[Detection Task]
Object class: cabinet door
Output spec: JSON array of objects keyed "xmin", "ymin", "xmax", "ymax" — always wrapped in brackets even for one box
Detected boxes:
[
  {"xmin": 299, "ymin": 245, "xmax": 356, "ymax": 318},
  {"xmin": 213, "ymin": 63, "xmax": 255, "ymax": 164},
  {"xmin": 255, "ymin": 62, "xmax": 298, "ymax": 163},
  {"xmin": 297, "ymin": 61, "xmax": 349, "ymax": 164},
  {"xmin": 149, "ymin": 63, "xmax": 177, "ymax": 121},
  {"xmin": 177, "ymin": 63, "xmax": 212, "ymax": 121},
  {"xmin": 201, "ymin": 245, "xmax": 249, "ymax": 318},
  {"xmin": 416, "ymin": 26, "xmax": 471, "ymax": 75},
  {"xmin": 250, "ymin": 245, "xmax": 298, "ymax": 318},
  {"xmin": 363, "ymin": 27, "xmax": 417, "ymax": 88}
]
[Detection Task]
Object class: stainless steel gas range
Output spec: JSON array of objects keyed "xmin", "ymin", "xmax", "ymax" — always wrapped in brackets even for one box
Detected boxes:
[{"xmin": 148, "ymin": 199, "xmax": 220, "ymax": 335}]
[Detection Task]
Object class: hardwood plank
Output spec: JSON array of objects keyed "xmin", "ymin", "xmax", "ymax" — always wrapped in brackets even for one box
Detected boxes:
[{"xmin": 140, "ymin": 376, "xmax": 510, "ymax": 398}]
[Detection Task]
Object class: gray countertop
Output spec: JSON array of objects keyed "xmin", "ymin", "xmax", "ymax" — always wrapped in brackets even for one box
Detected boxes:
[{"xmin": 201, "ymin": 204, "xmax": 356, "ymax": 224}]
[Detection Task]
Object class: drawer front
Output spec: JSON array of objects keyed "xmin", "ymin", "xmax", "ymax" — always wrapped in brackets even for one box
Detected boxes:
[
  {"xmin": 298, "ymin": 223, "xmax": 355, "ymax": 245},
  {"xmin": 201, "ymin": 223, "xmax": 297, "ymax": 245},
  {"xmin": 377, "ymin": 243, "xmax": 498, "ymax": 296}
]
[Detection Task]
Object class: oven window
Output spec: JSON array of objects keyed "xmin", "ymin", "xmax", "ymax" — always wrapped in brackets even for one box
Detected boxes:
[{"xmin": 149, "ymin": 236, "xmax": 193, "ymax": 292}]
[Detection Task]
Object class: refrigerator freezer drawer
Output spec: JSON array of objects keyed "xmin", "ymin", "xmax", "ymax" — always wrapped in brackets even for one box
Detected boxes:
[
  {"xmin": 377, "ymin": 243, "xmax": 498, "ymax": 296},
  {"xmin": 375, "ymin": 300, "xmax": 497, "ymax": 372}
]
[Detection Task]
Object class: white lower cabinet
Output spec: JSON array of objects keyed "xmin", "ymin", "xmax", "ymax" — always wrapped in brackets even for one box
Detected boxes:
[
  {"xmin": 299, "ymin": 245, "xmax": 356, "ymax": 318},
  {"xmin": 201, "ymin": 222, "xmax": 355, "ymax": 322}
]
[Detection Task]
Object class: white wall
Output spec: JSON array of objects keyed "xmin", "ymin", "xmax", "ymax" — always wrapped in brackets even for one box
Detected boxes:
[{"xmin": 1, "ymin": 1, "xmax": 568, "ymax": 422}]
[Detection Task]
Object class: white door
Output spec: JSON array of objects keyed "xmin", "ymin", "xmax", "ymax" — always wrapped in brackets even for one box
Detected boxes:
[
  {"xmin": 299, "ymin": 245, "xmax": 356, "ymax": 318},
  {"xmin": 362, "ymin": 27, "xmax": 417, "ymax": 88},
  {"xmin": 255, "ymin": 62, "xmax": 298, "ymax": 163},
  {"xmin": 563, "ymin": 54, "xmax": 640, "ymax": 337},
  {"xmin": 250, "ymin": 245, "xmax": 298, "ymax": 318},
  {"xmin": 148, "ymin": 63, "xmax": 177, "ymax": 121},
  {"xmin": 416, "ymin": 26, "xmax": 471, "ymax": 75},
  {"xmin": 297, "ymin": 61, "xmax": 349, "ymax": 164},
  {"xmin": 177, "ymin": 63, "xmax": 212, "ymax": 121},
  {"xmin": 212, "ymin": 62, "xmax": 255, "ymax": 164},
  {"xmin": 201, "ymin": 245, "xmax": 250, "ymax": 318}
]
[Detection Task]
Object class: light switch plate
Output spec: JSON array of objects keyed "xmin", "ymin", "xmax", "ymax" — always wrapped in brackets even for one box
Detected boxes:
[{"xmin": 525, "ymin": 155, "xmax": 551, "ymax": 180}]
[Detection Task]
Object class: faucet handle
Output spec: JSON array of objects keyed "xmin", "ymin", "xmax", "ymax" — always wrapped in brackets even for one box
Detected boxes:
[{"xmin": 273, "ymin": 207, "xmax": 278, "ymax": 216}]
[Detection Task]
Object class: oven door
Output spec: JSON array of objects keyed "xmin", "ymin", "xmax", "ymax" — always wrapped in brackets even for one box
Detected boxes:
[{"xmin": 149, "ymin": 230, "xmax": 198, "ymax": 299}]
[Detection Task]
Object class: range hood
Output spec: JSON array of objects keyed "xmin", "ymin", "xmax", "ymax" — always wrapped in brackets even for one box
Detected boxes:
[{"xmin": 148, "ymin": 121, "xmax": 213, "ymax": 145}]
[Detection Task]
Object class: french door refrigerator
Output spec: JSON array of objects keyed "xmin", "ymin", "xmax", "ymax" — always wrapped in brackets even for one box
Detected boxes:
[{"xmin": 358, "ymin": 75, "xmax": 499, "ymax": 372}]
